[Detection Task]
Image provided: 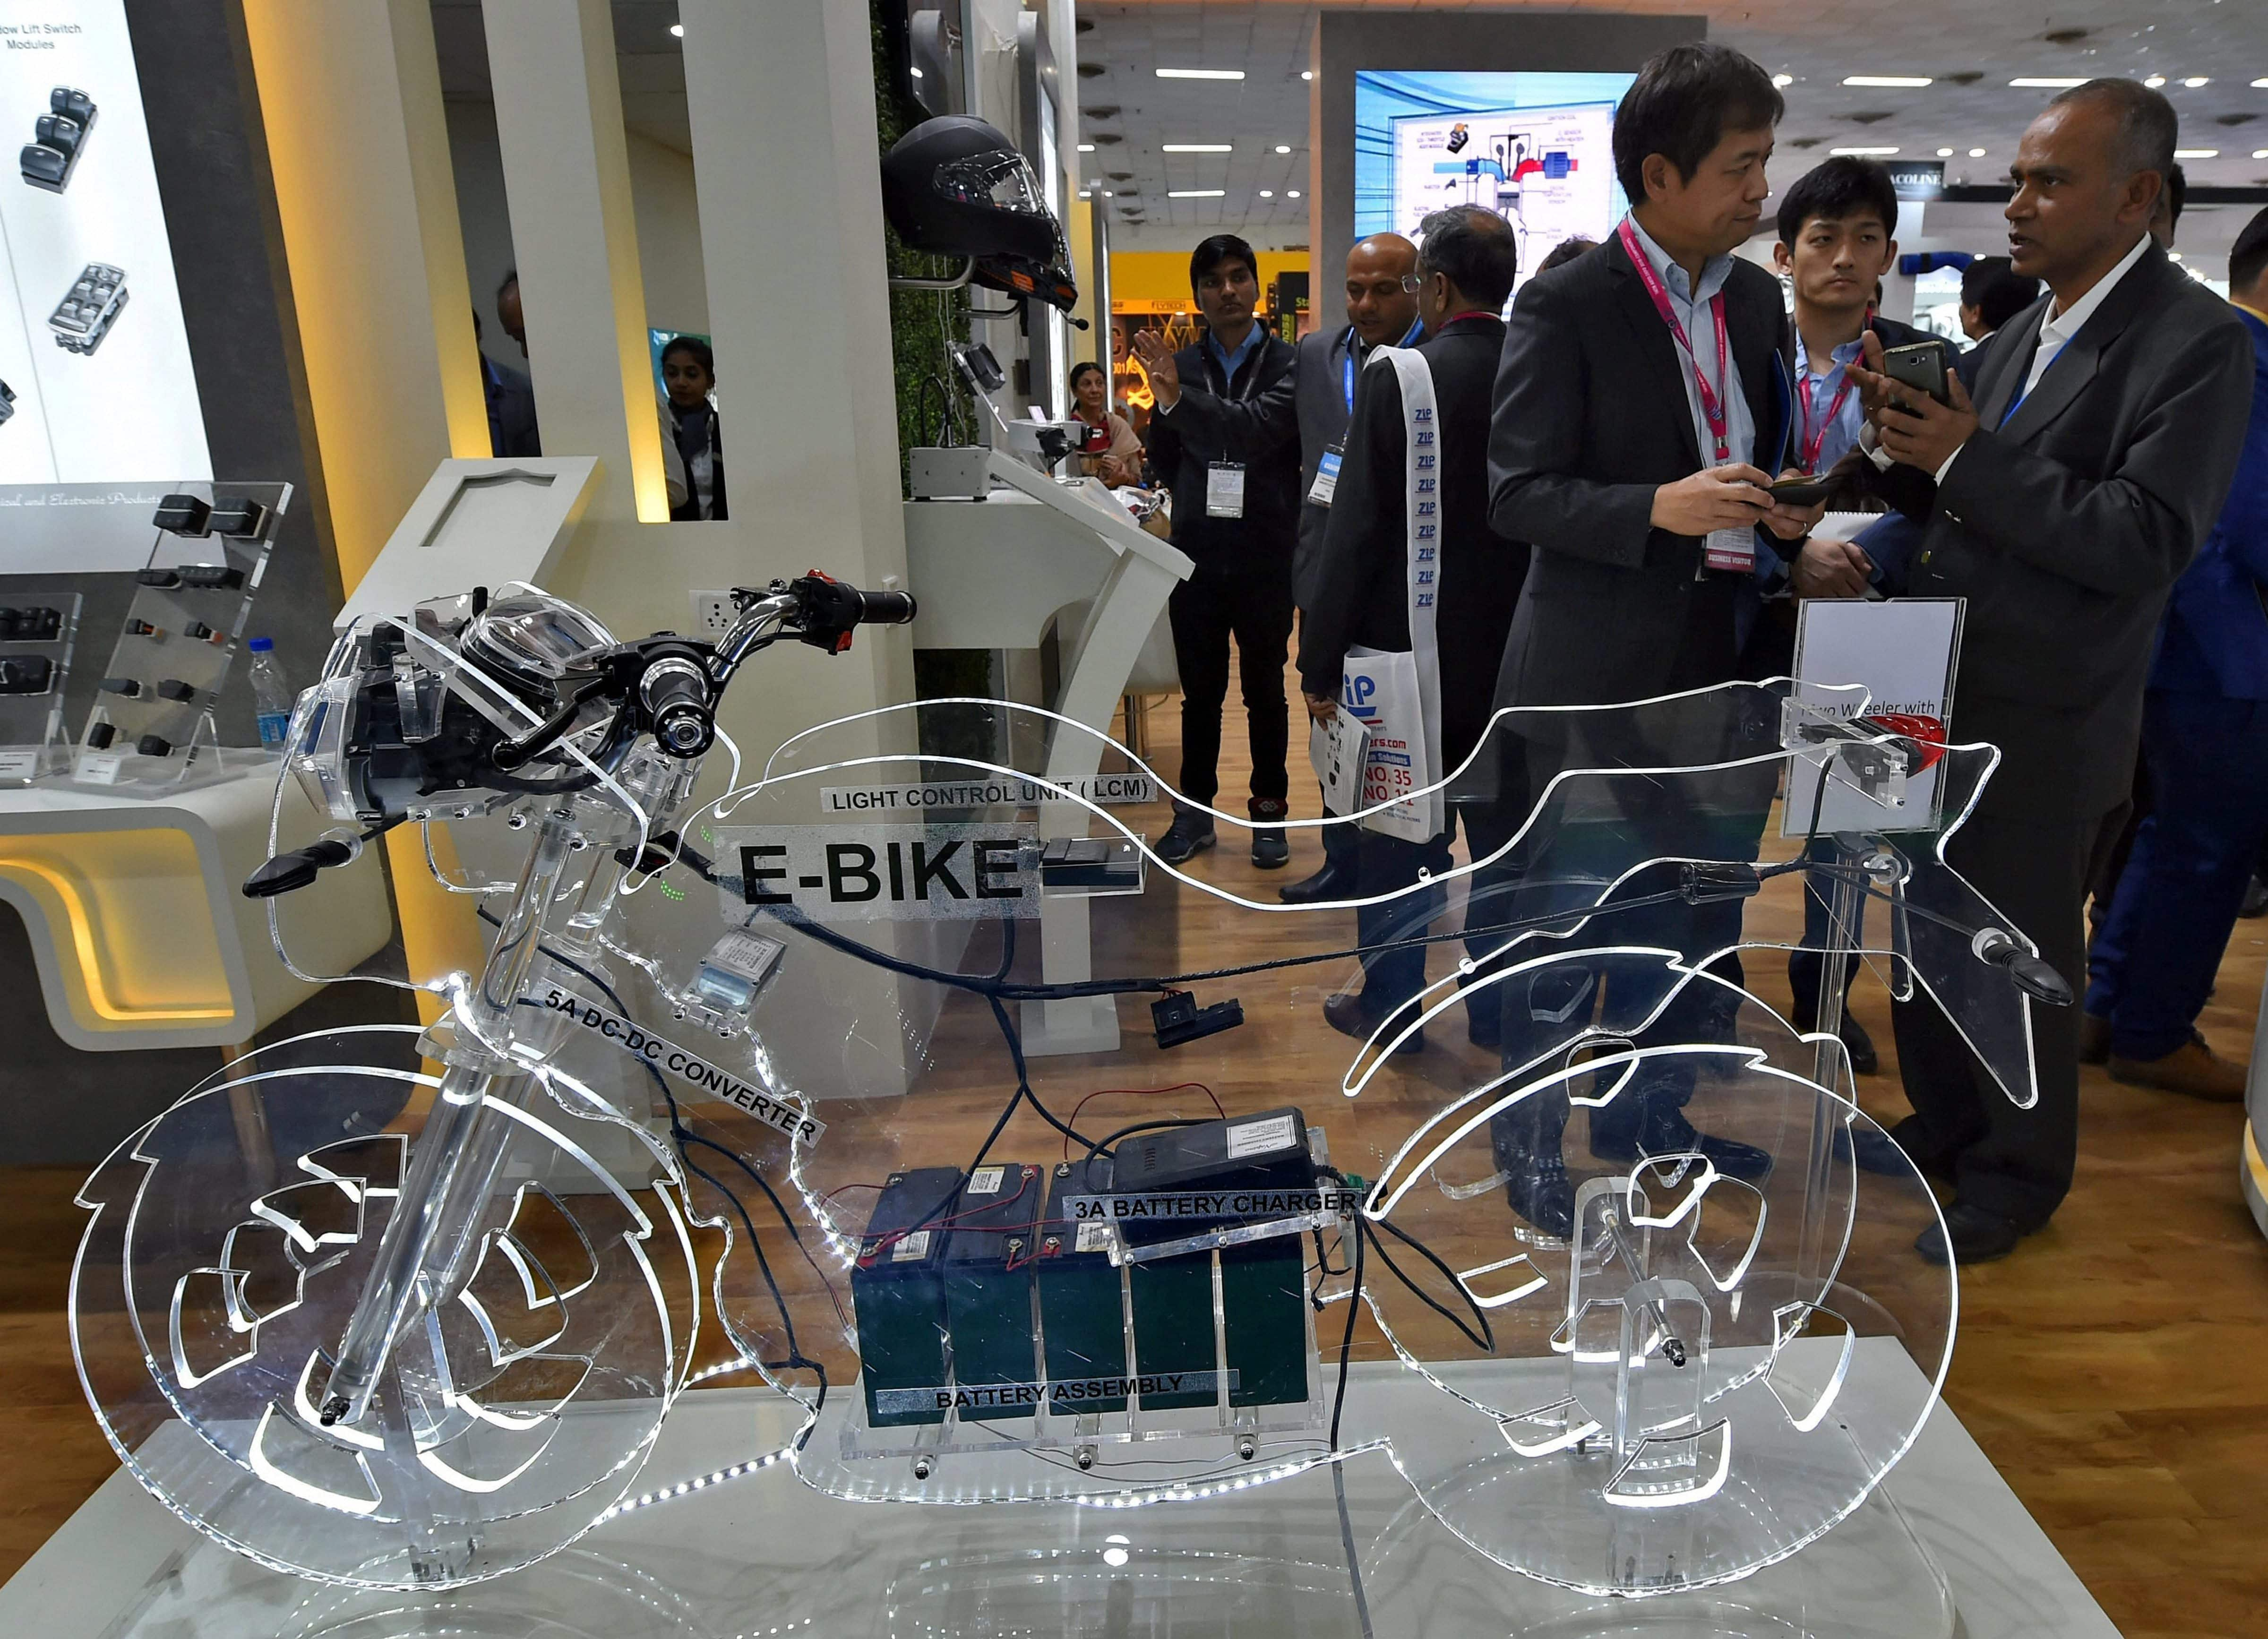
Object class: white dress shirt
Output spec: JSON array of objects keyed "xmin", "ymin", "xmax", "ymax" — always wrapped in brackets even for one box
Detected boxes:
[{"xmin": 1874, "ymin": 232, "xmax": 2154, "ymax": 482}]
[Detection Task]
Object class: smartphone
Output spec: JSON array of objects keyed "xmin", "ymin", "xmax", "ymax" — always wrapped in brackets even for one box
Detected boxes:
[
  {"xmin": 1768, "ymin": 475, "xmax": 1834, "ymax": 506},
  {"xmin": 1881, "ymin": 339, "xmax": 1954, "ymax": 407}
]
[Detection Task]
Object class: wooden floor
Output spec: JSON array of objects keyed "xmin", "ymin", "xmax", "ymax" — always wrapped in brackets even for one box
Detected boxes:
[{"xmin": 4, "ymin": 662, "xmax": 2266, "ymax": 1637}]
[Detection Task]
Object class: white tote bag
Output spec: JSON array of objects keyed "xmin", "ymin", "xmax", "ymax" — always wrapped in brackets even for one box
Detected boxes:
[{"xmin": 1341, "ymin": 345, "xmax": 1444, "ymax": 843}]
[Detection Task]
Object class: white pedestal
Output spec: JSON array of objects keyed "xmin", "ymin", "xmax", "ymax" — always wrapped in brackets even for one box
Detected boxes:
[{"xmin": 0, "ymin": 1356, "xmax": 2122, "ymax": 1638}]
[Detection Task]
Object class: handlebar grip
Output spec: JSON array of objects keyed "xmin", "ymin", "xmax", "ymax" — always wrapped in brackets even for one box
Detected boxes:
[
  {"xmin": 640, "ymin": 655, "xmax": 714, "ymax": 757},
  {"xmin": 855, "ymin": 587, "xmax": 917, "ymax": 626}
]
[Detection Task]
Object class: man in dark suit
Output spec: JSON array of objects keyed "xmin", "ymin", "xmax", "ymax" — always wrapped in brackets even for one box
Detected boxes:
[
  {"xmin": 1297, "ymin": 206, "xmax": 1528, "ymax": 1047},
  {"xmin": 1847, "ymin": 78, "xmax": 2255, "ymax": 1263},
  {"xmin": 2081, "ymin": 208, "xmax": 2268, "ymax": 1104},
  {"xmin": 1482, "ymin": 42, "xmax": 1827, "ymax": 1234},
  {"xmin": 1132, "ymin": 235, "xmax": 1302, "ymax": 869},
  {"xmin": 1280, "ymin": 233, "xmax": 1422, "ymax": 904}
]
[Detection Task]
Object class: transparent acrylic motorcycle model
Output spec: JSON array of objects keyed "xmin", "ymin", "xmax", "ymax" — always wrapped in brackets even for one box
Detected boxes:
[{"xmin": 69, "ymin": 577, "xmax": 2070, "ymax": 1612}]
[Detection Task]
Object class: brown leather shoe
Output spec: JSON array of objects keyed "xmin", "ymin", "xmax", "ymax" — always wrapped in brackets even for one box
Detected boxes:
[
  {"xmin": 2079, "ymin": 1013, "xmax": 2110, "ymax": 1065},
  {"xmin": 2108, "ymin": 1033, "xmax": 2249, "ymax": 1103}
]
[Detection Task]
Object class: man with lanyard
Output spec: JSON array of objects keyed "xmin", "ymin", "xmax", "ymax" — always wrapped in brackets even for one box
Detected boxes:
[
  {"xmin": 1272, "ymin": 233, "xmax": 1422, "ymax": 904},
  {"xmin": 1483, "ymin": 43, "xmax": 1827, "ymax": 1237},
  {"xmin": 1297, "ymin": 206, "xmax": 1526, "ymax": 1050},
  {"xmin": 1134, "ymin": 235, "xmax": 1304, "ymax": 869},
  {"xmin": 1756, "ymin": 155, "xmax": 1934, "ymax": 1072}
]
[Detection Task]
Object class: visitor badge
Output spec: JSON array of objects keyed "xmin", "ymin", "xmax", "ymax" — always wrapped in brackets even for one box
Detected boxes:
[
  {"xmin": 1206, "ymin": 461, "xmax": 1246, "ymax": 519},
  {"xmin": 1307, "ymin": 445, "xmax": 1343, "ymax": 507},
  {"xmin": 1704, "ymin": 527, "xmax": 1755, "ymax": 574}
]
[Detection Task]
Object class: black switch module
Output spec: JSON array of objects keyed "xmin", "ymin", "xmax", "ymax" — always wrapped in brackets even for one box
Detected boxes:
[
  {"xmin": 210, "ymin": 496, "xmax": 271, "ymax": 539},
  {"xmin": 850, "ymin": 1167, "xmax": 962, "ymax": 1428},
  {"xmin": 152, "ymin": 495, "xmax": 212, "ymax": 537},
  {"xmin": 136, "ymin": 734, "xmax": 172, "ymax": 757},
  {"xmin": 99, "ymin": 677, "xmax": 140, "ymax": 697},
  {"xmin": 177, "ymin": 564, "xmax": 244, "ymax": 591},
  {"xmin": 155, "ymin": 679, "xmax": 196, "ymax": 703},
  {"xmin": 84, "ymin": 722, "xmax": 114, "ymax": 750},
  {"xmin": 0, "ymin": 656, "xmax": 52, "ymax": 695}
]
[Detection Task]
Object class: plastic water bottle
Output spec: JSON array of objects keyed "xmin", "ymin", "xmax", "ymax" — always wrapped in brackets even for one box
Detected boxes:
[{"xmin": 248, "ymin": 636, "xmax": 292, "ymax": 750}]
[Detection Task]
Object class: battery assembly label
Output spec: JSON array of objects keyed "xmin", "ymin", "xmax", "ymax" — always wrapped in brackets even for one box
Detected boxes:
[
  {"xmin": 1062, "ymin": 1190, "xmax": 1359, "ymax": 1222},
  {"xmin": 531, "ymin": 984, "xmax": 825, "ymax": 1146},
  {"xmin": 869, "ymin": 1371, "xmax": 1239, "ymax": 1418},
  {"xmin": 1226, "ymin": 1113, "xmax": 1300, "ymax": 1159},
  {"xmin": 890, "ymin": 1230, "xmax": 932, "ymax": 1262},
  {"xmin": 966, "ymin": 1166, "xmax": 1005, "ymax": 1195}
]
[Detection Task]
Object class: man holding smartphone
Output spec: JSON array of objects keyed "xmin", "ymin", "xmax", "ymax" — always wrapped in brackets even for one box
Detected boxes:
[
  {"xmin": 1847, "ymin": 79, "xmax": 2254, "ymax": 1263},
  {"xmin": 1483, "ymin": 43, "xmax": 1827, "ymax": 1236}
]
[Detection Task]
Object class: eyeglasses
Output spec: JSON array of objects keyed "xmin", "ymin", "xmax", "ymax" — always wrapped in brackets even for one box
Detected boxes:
[{"xmin": 1399, "ymin": 273, "xmax": 1425, "ymax": 292}]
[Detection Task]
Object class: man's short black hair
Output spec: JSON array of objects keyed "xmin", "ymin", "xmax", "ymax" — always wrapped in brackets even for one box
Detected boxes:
[
  {"xmin": 1959, "ymin": 255, "xmax": 2041, "ymax": 334},
  {"xmin": 1612, "ymin": 43, "xmax": 1784, "ymax": 202},
  {"xmin": 1536, "ymin": 236, "xmax": 1597, "ymax": 275},
  {"xmin": 1189, "ymin": 233, "xmax": 1259, "ymax": 292},
  {"xmin": 2163, "ymin": 160, "xmax": 2187, "ymax": 232},
  {"xmin": 1417, "ymin": 205, "xmax": 1519, "ymax": 310},
  {"xmin": 2230, "ymin": 206, "xmax": 2268, "ymax": 295},
  {"xmin": 2048, "ymin": 78, "xmax": 2178, "ymax": 186},
  {"xmin": 661, "ymin": 334, "xmax": 714, "ymax": 376},
  {"xmin": 1775, "ymin": 156, "xmax": 1899, "ymax": 250}
]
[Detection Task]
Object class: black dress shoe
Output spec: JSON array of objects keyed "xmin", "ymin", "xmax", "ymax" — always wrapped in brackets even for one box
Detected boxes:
[
  {"xmin": 1841, "ymin": 1014, "xmax": 1878, "ymax": 1076},
  {"xmin": 1845, "ymin": 1114, "xmax": 1954, "ymax": 1183},
  {"xmin": 1156, "ymin": 809, "xmax": 1215, "ymax": 865},
  {"xmin": 1323, "ymin": 991, "xmax": 1424, "ymax": 1055},
  {"xmin": 1492, "ymin": 1118, "xmax": 1574, "ymax": 1238},
  {"xmin": 1916, "ymin": 1200, "xmax": 2024, "ymax": 1265},
  {"xmin": 1280, "ymin": 858, "xmax": 1354, "ymax": 904},
  {"xmin": 1592, "ymin": 1104, "xmax": 1773, "ymax": 1184}
]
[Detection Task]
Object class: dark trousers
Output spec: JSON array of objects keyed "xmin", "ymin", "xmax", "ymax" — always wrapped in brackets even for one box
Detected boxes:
[
  {"xmin": 1891, "ymin": 803, "xmax": 2122, "ymax": 1229},
  {"xmin": 1488, "ymin": 744, "xmax": 1769, "ymax": 1155},
  {"xmin": 2086, "ymin": 691, "xmax": 2268, "ymax": 1060},
  {"xmin": 1788, "ymin": 875, "xmax": 1863, "ymax": 1025},
  {"xmin": 1168, "ymin": 567, "xmax": 1295, "ymax": 809}
]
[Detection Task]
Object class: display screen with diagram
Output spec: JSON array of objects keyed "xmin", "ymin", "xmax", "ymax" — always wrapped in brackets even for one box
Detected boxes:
[
  {"xmin": 0, "ymin": 0, "xmax": 215, "ymax": 571},
  {"xmin": 1354, "ymin": 70, "xmax": 1634, "ymax": 298}
]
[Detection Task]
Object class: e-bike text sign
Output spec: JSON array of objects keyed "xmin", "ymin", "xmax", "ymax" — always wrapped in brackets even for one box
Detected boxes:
[{"xmin": 713, "ymin": 822, "xmax": 1041, "ymax": 923}]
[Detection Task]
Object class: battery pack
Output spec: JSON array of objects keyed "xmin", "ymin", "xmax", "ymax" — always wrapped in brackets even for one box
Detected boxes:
[
  {"xmin": 940, "ymin": 1162, "xmax": 1044, "ymax": 1422},
  {"xmin": 850, "ymin": 1167, "xmax": 961, "ymax": 1427},
  {"xmin": 1038, "ymin": 1158, "xmax": 1130, "ymax": 1412}
]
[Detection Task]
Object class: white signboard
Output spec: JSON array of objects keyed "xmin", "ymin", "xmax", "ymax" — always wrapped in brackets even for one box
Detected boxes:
[
  {"xmin": 715, "ymin": 822, "xmax": 1040, "ymax": 923},
  {"xmin": 1783, "ymin": 597, "xmax": 1964, "ymax": 836}
]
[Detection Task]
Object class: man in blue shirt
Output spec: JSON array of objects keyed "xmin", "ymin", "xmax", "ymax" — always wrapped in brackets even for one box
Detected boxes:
[
  {"xmin": 2081, "ymin": 206, "xmax": 2268, "ymax": 1101},
  {"xmin": 1762, "ymin": 155, "xmax": 1933, "ymax": 1071}
]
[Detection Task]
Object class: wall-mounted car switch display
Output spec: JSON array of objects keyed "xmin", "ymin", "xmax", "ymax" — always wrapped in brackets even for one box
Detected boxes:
[
  {"xmin": 18, "ymin": 87, "xmax": 95, "ymax": 193},
  {"xmin": 0, "ymin": 657, "xmax": 52, "ymax": 695},
  {"xmin": 49, "ymin": 263, "xmax": 127, "ymax": 355}
]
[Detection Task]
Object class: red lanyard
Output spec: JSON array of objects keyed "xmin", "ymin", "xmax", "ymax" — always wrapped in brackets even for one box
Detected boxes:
[
  {"xmin": 1796, "ymin": 308, "xmax": 1871, "ymax": 474},
  {"xmin": 1618, "ymin": 218, "xmax": 1731, "ymax": 463}
]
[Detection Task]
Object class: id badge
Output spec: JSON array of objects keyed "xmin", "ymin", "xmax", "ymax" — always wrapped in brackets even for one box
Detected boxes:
[
  {"xmin": 1703, "ymin": 526, "xmax": 1755, "ymax": 574},
  {"xmin": 1306, "ymin": 445, "xmax": 1343, "ymax": 507},
  {"xmin": 1206, "ymin": 461, "xmax": 1247, "ymax": 519}
]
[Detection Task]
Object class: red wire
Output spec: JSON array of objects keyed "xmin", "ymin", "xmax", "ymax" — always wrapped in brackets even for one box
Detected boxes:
[
  {"xmin": 1061, "ymin": 1083, "xmax": 1224, "ymax": 1160},
  {"xmin": 855, "ymin": 1166, "xmax": 1042, "ymax": 1267}
]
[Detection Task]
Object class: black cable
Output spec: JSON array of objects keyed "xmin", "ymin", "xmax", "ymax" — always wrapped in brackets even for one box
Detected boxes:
[
  {"xmin": 1330, "ymin": 1212, "xmax": 1365, "ymax": 1451},
  {"xmin": 1364, "ymin": 1216, "xmax": 1494, "ymax": 1354}
]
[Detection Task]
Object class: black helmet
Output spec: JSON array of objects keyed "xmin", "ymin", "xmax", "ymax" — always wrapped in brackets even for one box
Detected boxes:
[{"xmin": 881, "ymin": 115, "xmax": 1078, "ymax": 312}]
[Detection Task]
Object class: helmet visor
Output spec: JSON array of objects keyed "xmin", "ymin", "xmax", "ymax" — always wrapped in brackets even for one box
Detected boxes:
[{"xmin": 935, "ymin": 148, "xmax": 1048, "ymax": 216}]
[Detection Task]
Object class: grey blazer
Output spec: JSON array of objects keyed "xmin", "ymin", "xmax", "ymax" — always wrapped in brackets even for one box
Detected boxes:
[{"xmin": 1873, "ymin": 240, "xmax": 2254, "ymax": 818}]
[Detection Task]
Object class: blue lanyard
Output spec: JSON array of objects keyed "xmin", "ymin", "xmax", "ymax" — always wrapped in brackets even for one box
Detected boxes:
[{"xmin": 1341, "ymin": 319, "xmax": 1426, "ymax": 414}]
